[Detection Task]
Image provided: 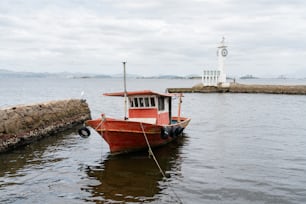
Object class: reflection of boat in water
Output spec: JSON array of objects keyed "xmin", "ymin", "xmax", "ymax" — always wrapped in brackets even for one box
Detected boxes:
[{"xmin": 83, "ymin": 136, "xmax": 187, "ymax": 203}]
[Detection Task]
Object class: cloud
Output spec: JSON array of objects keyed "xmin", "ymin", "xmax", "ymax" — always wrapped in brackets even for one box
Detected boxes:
[{"xmin": 0, "ymin": 0, "xmax": 306, "ymax": 77}]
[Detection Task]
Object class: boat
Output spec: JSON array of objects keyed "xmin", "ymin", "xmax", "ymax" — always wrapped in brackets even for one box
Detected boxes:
[
  {"xmin": 78, "ymin": 62, "xmax": 191, "ymax": 154},
  {"xmin": 79, "ymin": 90, "xmax": 191, "ymax": 154}
]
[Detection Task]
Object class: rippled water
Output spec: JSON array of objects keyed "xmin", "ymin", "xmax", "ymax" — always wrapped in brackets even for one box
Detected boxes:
[{"xmin": 1, "ymin": 77, "xmax": 306, "ymax": 203}]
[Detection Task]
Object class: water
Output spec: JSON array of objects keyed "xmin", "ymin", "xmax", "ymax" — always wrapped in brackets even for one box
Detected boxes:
[{"xmin": 1, "ymin": 77, "xmax": 306, "ymax": 203}]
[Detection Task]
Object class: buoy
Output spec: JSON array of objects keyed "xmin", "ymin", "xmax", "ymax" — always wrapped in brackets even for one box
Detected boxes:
[{"xmin": 78, "ymin": 127, "xmax": 91, "ymax": 138}]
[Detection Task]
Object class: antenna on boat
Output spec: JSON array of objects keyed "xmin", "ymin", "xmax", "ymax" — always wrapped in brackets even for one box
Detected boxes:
[
  {"xmin": 177, "ymin": 93, "xmax": 182, "ymax": 122},
  {"xmin": 123, "ymin": 61, "xmax": 128, "ymax": 120}
]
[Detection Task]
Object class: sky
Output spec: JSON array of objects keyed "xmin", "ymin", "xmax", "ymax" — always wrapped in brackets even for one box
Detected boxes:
[{"xmin": 0, "ymin": 0, "xmax": 306, "ymax": 77}]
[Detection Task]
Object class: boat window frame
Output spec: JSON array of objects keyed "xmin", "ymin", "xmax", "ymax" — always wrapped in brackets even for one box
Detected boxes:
[{"xmin": 129, "ymin": 96, "xmax": 157, "ymax": 109}]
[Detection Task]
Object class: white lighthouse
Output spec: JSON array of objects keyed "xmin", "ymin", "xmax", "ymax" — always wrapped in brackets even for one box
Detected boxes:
[{"xmin": 202, "ymin": 37, "xmax": 230, "ymax": 87}]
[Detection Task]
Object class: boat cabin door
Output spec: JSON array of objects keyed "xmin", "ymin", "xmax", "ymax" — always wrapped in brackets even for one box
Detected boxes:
[{"xmin": 157, "ymin": 96, "xmax": 172, "ymax": 125}]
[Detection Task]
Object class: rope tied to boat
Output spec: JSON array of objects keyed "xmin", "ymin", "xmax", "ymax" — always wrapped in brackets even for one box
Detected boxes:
[
  {"xmin": 94, "ymin": 113, "xmax": 106, "ymax": 135},
  {"xmin": 139, "ymin": 122, "xmax": 167, "ymax": 178},
  {"xmin": 139, "ymin": 123, "xmax": 183, "ymax": 204}
]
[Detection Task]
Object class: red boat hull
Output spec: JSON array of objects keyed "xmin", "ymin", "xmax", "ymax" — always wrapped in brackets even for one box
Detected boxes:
[{"xmin": 86, "ymin": 116, "xmax": 191, "ymax": 154}]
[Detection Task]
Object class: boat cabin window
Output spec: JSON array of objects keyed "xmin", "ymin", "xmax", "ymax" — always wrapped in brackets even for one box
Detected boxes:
[
  {"xmin": 158, "ymin": 96, "xmax": 165, "ymax": 111},
  {"xmin": 145, "ymin": 98, "xmax": 150, "ymax": 107},
  {"xmin": 134, "ymin": 98, "xmax": 138, "ymax": 107},
  {"xmin": 139, "ymin": 98, "xmax": 144, "ymax": 107},
  {"xmin": 130, "ymin": 98, "xmax": 134, "ymax": 107},
  {"xmin": 129, "ymin": 96, "xmax": 157, "ymax": 108},
  {"xmin": 150, "ymin": 97, "xmax": 155, "ymax": 106}
]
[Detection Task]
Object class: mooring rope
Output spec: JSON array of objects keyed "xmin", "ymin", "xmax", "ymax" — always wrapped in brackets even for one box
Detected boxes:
[
  {"xmin": 140, "ymin": 122, "xmax": 167, "ymax": 178},
  {"xmin": 94, "ymin": 114, "xmax": 107, "ymax": 135},
  {"xmin": 139, "ymin": 123, "xmax": 183, "ymax": 204}
]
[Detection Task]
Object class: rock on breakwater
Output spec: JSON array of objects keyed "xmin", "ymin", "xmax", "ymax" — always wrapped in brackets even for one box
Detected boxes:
[{"xmin": 0, "ymin": 99, "xmax": 91, "ymax": 153}]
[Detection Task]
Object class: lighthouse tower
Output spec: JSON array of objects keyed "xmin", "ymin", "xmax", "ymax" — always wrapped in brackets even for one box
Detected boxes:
[
  {"xmin": 202, "ymin": 37, "xmax": 229, "ymax": 87},
  {"xmin": 217, "ymin": 37, "xmax": 229, "ymax": 87}
]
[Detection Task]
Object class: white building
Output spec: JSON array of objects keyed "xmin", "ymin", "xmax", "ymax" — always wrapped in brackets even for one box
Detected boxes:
[{"xmin": 202, "ymin": 37, "xmax": 230, "ymax": 87}]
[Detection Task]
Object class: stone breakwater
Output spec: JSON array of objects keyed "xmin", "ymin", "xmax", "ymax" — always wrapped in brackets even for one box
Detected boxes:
[
  {"xmin": 167, "ymin": 83, "xmax": 306, "ymax": 95},
  {"xmin": 0, "ymin": 99, "xmax": 91, "ymax": 153}
]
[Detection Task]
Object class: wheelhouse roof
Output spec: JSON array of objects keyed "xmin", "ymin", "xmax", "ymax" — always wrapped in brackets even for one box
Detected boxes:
[{"xmin": 103, "ymin": 90, "xmax": 173, "ymax": 97}]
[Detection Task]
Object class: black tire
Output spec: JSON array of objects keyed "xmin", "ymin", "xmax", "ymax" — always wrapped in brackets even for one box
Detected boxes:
[
  {"xmin": 78, "ymin": 127, "xmax": 91, "ymax": 138},
  {"xmin": 174, "ymin": 126, "xmax": 184, "ymax": 136},
  {"xmin": 168, "ymin": 126, "xmax": 175, "ymax": 138},
  {"xmin": 161, "ymin": 127, "xmax": 168, "ymax": 139}
]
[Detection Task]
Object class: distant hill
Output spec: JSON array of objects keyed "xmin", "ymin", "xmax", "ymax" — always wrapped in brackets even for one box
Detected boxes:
[
  {"xmin": 138, "ymin": 74, "xmax": 201, "ymax": 79},
  {"xmin": 111, "ymin": 73, "xmax": 141, "ymax": 78},
  {"xmin": 138, "ymin": 75, "xmax": 184, "ymax": 79},
  {"xmin": 185, "ymin": 74, "xmax": 201, "ymax": 79},
  {"xmin": 0, "ymin": 69, "xmax": 111, "ymax": 79},
  {"xmin": 0, "ymin": 69, "xmax": 202, "ymax": 79},
  {"xmin": 0, "ymin": 69, "xmax": 50, "ymax": 78}
]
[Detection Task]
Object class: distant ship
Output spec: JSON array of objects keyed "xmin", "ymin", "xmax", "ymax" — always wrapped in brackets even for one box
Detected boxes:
[
  {"xmin": 240, "ymin": 74, "xmax": 258, "ymax": 79},
  {"xmin": 277, "ymin": 75, "xmax": 287, "ymax": 79}
]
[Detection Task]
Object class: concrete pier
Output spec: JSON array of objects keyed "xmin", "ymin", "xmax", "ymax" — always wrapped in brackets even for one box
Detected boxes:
[
  {"xmin": 0, "ymin": 99, "xmax": 91, "ymax": 153},
  {"xmin": 167, "ymin": 83, "xmax": 306, "ymax": 95}
]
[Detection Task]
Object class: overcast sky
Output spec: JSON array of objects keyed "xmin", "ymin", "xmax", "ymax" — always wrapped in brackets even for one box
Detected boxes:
[{"xmin": 0, "ymin": 0, "xmax": 305, "ymax": 77}]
